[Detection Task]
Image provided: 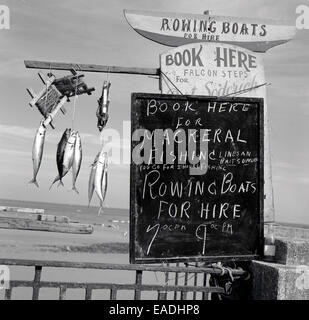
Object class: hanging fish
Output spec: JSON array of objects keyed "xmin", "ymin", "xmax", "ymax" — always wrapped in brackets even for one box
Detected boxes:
[
  {"xmin": 59, "ymin": 130, "xmax": 77, "ymax": 186},
  {"xmin": 72, "ymin": 131, "xmax": 82, "ymax": 194},
  {"xmin": 88, "ymin": 151, "xmax": 100, "ymax": 206},
  {"xmin": 96, "ymin": 80, "xmax": 111, "ymax": 132},
  {"xmin": 94, "ymin": 151, "xmax": 108, "ymax": 215},
  {"xmin": 49, "ymin": 129, "xmax": 76, "ymax": 189},
  {"xmin": 49, "ymin": 128, "xmax": 70, "ymax": 190},
  {"xmin": 29, "ymin": 121, "xmax": 46, "ymax": 188}
]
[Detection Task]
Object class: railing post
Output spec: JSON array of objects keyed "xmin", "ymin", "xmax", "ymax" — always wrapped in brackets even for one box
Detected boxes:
[
  {"xmin": 32, "ymin": 265, "xmax": 42, "ymax": 300},
  {"xmin": 181, "ymin": 270, "xmax": 189, "ymax": 300},
  {"xmin": 85, "ymin": 287, "xmax": 92, "ymax": 300},
  {"xmin": 174, "ymin": 262, "xmax": 180, "ymax": 300},
  {"xmin": 193, "ymin": 262, "xmax": 198, "ymax": 300},
  {"xmin": 59, "ymin": 285, "xmax": 67, "ymax": 300},
  {"xmin": 202, "ymin": 272, "xmax": 209, "ymax": 300},
  {"xmin": 162, "ymin": 266, "xmax": 169, "ymax": 300},
  {"xmin": 110, "ymin": 287, "xmax": 117, "ymax": 300},
  {"xmin": 4, "ymin": 288, "xmax": 12, "ymax": 300},
  {"xmin": 134, "ymin": 270, "xmax": 143, "ymax": 300},
  {"xmin": 157, "ymin": 291, "xmax": 166, "ymax": 300}
]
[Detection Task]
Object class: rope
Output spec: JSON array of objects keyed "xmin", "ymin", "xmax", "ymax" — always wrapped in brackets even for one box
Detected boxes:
[
  {"xmin": 42, "ymin": 63, "xmax": 52, "ymax": 128},
  {"xmin": 160, "ymin": 71, "xmax": 184, "ymax": 95},
  {"xmin": 43, "ymin": 64, "xmax": 52, "ymax": 110},
  {"xmin": 106, "ymin": 66, "xmax": 110, "ymax": 82},
  {"xmin": 71, "ymin": 70, "xmax": 79, "ymax": 130}
]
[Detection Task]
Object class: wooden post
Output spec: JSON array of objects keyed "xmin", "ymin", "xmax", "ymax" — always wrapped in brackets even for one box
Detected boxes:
[{"xmin": 32, "ymin": 265, "xmax": 42, "ymax": 300}]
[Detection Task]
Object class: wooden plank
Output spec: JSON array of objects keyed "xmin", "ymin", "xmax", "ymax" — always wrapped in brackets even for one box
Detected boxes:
[
  {"xmin": 24, "ymin": 60, "xmax": 160, "ymax": 76},
  {"xmin": 160, "ymin": 42, "xmax": 266, "ymax": 97},
  {"xmin": 0, "ymin": 258, "xmax": 247, "ymax": 276}
]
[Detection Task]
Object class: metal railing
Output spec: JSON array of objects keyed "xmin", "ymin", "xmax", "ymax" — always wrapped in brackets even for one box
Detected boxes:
[{"xmin": 0, "ymin": 258, "xmax": 247, "ymax": 300}]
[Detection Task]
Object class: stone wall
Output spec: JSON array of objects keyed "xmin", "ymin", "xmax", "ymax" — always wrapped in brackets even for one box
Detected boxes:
[{"xmin": 250, "ymin": 225, "xmax": 309, "ymax": 300}]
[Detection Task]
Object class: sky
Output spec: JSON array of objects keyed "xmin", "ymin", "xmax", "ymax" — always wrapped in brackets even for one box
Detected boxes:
[{"xmin": 0, "ymin": 0, "xmax": 308, "ymax": 224}]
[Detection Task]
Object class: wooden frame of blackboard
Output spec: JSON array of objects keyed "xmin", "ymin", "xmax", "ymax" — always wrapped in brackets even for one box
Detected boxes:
[{"xmin": 130, "ymin": 93, "xmax": 264, "ymax": 264}]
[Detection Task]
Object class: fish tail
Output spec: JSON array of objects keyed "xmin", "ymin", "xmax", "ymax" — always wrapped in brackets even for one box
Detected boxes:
[
  {"xmin": 98, "ymin": 207, "xmax": 103, "ymax": 216},
  {"xmin": 98, "ymin": 202, "xmax": 104, "ymax": 216},
  {"xmin": 49, "ymin": 176, "xmax": 59, "ymax": 190},
  {"xmin": 57, "ymin": 180, "xmax": 64, "ymax": 188},
  {"xmin": 72, "ymin": 186, "xmax": 79, "ymax": 194},
  {"xmin": 88, "ymin": 192, "xmax": 94, "ymax": 207},
  {"xmin": 29, "ymin": 178, "xmax": 39, "ymax": 188}
]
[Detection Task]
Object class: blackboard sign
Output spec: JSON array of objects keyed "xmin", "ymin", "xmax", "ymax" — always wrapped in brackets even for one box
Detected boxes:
[{"xmin": 130, "ymin": 93, "xmax": 264, "ymax": 264}]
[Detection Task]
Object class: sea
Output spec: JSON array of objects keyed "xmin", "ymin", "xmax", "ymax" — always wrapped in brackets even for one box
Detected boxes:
[
  {"xmin": 0, "ymin": 198, "xmax": 128, "ymax": 225},
  {"xmin": 1, "ymin": 198, "xmax": 308, "ymax": 229}
]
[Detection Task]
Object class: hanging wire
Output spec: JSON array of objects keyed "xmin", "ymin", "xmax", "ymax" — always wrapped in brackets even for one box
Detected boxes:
[
  {"xmin": 42, "ymin": 63, "xmax": 53, "ymax": 127},
  {"xmin": 71, "ymin": 71, "xmax": 79, "ymax": 130},
  {"xmin": 160, "ymin": 71, "xmax": 184, "ymax": 95},
  {"xmin": 222, "ymin": 82, "xmax": 271, "ymax": 97},
  {"xmin": 106, "ymin": 66, "xmax": 110, "ymax": 82}
]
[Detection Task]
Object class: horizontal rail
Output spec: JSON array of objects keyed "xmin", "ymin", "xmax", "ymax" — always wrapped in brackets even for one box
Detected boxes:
[
  {"xmin": 0, "ymin": 258, "xmax": 247, "ymax": 276},
  {"xmin": 24, "ymin": 60, "xmax": 160, "ymax": 76},
  {"xmin": 9, "ymin": 281, "xmax": 224, "ymax": 293}
]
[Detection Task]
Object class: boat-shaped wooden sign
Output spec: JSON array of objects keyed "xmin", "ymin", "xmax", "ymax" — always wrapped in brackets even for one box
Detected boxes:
[{"xmin": 124, "ymin": 10, "xmax": 296, "ymax": 52}]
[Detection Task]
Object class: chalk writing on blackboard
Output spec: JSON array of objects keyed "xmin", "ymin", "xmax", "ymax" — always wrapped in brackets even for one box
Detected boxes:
[{"xmin": 130, "ymin": 93, "xmax": 264, "ymax": 264}]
